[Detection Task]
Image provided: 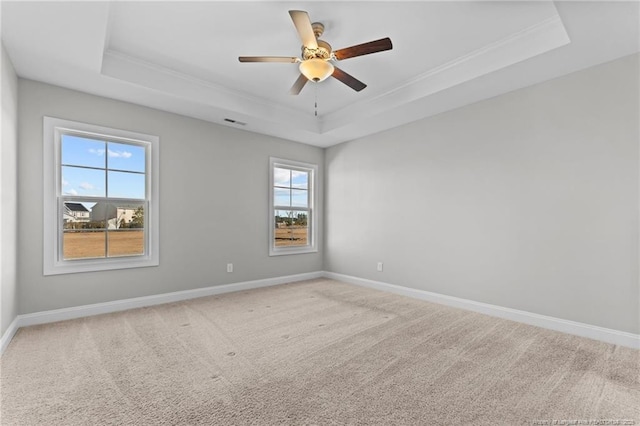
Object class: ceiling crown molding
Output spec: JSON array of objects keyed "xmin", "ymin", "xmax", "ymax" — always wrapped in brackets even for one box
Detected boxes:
[
  {"xmin": 4, "ymin": 1, "xmax": 637, "ymax": 147},
  {"xmin": 321, "ymin": 13, "xmax": 570, "ymax": 134},
  {"xmin": 100, "ymin": 7, "xmax": 568, "ymax": 143},
  {"xmin": 101, "ymin": 49, "xmax": 320, "ymax": 133}
]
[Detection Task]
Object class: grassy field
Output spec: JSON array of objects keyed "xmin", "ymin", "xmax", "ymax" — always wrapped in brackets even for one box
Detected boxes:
[
  {"xmin": 274, "ymin": 227, "xmax": 308, "ymax": 247},
  {"xmin": 63, "ymin": 230, "xmax": 144, "ymax": 259},
  {"xmin": 64, "ymin": 227, "xmax": 306, "ymax": 258}
]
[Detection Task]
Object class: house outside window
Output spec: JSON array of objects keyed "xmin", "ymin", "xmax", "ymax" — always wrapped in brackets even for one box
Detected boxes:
[
  {"xmin": 63, "ymin": 202, "xmax": 91, "ymax": 223},
  {"xmin": 269, "ymin": 157, "xmax": 318, "ymax": 256},
  {"xmin": 43, "ymin": 117, "xmax": 159, "ymax": 275}
]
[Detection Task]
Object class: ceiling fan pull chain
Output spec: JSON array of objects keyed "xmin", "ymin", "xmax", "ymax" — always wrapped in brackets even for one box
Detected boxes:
[{"xmin": 315, "ymin": 85, "xmax": 318, "ymax": 117}]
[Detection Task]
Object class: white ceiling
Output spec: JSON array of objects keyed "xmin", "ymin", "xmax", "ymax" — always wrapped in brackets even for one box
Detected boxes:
[{"xmin": 2, "ymin": 1, "xmax": 639, "ymax": 147}]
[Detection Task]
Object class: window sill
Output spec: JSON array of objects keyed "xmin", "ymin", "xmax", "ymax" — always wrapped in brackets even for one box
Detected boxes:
[
  {"xmin": 44, "ymin": 256, "xmax": 159, "ymax": 276},
  {"xmin": 269, "ymin": 247, "xmax": 318, "ymax": 257}
]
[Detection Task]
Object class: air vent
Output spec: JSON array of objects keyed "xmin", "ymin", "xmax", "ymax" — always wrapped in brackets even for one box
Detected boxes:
[{"xmin": 224, "ymin": 118, "xmax": 247, "ymax": 126}]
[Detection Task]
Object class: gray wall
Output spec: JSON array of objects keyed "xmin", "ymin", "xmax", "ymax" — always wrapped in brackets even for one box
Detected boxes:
[
  {"xmin": 325, "ymin": 54, "xmax": 639, "ymax": 334},
  {"xmin": 1, "ymin": 43, "xmax": 18, "ymax": 335},
  {"xmin": 18, "ymin": 80, "xmax": 323, "ymax": 315},
  {"xmin": 11, "ymin": 53, "xmax": 640, "ymax": 336}
]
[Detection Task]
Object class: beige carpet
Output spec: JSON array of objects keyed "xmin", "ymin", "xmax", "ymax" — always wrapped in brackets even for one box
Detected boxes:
[{"xmin": 1, "ymin": 279, "xmax": 638, "ymax": 425}]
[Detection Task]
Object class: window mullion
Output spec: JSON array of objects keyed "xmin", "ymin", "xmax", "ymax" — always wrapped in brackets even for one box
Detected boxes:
[
  {"xmin": 104, "ymin": 141, "xmax": 109, "ymax": 258},
  {"xmin": 289, "ymin": 169, "xmax": 292, "ymax": 208}
]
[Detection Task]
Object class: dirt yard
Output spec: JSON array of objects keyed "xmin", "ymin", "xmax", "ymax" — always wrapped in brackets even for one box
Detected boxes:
[
  {"xmin": 63, "ymin": 230, "xmax": 144, "ymax": 259},
  {"xmin": 274, "ymin": 227, "xmax": 308, "ymax": 247}
]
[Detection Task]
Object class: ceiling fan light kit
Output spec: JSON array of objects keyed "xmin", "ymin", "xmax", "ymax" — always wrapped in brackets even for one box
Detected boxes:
[
  {"xmin": 299, "ymin": 58, "xmax": 334, "ymax": 82},
  {"xmin": 238, "ymin": 10, "xmax": 393, "ymax": 95}
]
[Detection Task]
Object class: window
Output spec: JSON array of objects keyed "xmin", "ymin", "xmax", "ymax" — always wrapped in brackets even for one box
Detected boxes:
[
  {"xmin": 43, "ymin": 117, "xmax": 159, "ymax": 275},
  {"xmin": 269, "ymin": 158, "xmax": 318, "ymax": 256}
]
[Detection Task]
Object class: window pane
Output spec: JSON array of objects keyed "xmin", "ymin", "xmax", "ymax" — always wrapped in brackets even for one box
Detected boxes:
[
  {"xmin": 62, "ymin": 166, "xmax": 106, "ymax": 197},
  {"xmin": 108, "ymin": 229, "xmax": 144, "ymax": 257},
  {"xmin": 274, "ymin": 167, "xmax": 291, "ymax": 187},
  {"xmin": 61, "ymin": 135, "xmax": 106, "ymax": 168},
  {"xmin": 291, "ymin": 170, "xmax": 308, "ymax": 189},
  {"xmin": 274, "ymin": 188, "xmax": 290, "ymax": 206},
  {"xmin": 291, "ymin": 189, "xmax": 308, "ymax": 207},
  {"xmin": 274, "ymin": 210, "xmax": 308, "ymax": 247},
  {"xmin": 63, "ymin": 229, "xmax": 106, "ymax": 259},
  {"xmin": 274, "ymin": 209, "xmax": 292, "ymax": 246},
  {"xmin": 107, "ymin": 171, "xmax": 145, "ymax": 199},
  {"xmin": 290, "ymin": 210, "xmax": 309, "ymax": 246},
  {"xmin": 107, "ymin": 142, "xmax": 146, "ymax": 173},
  {"xmin": 62, "ymin": 202, "xmax": 106, "ymax": 259}
]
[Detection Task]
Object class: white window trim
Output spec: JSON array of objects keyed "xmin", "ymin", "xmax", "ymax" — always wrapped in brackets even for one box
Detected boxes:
[
  {"xmin": 269, "ymin": 157, "xmax": 318, "ymax": 256},
  {"xmin": 43, "ymin": 117, "xmax": 160, "ymax": 275}
]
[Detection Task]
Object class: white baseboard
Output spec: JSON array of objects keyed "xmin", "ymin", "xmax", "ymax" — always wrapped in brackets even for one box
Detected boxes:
[
  {"xmin": 323, "ymin": 272, "xmax": 640, "ymax": 350},
  {"xmin": 3, "ymin": 270, "xmax": 637, "ymax": 355},
  {"xmin": 0, "ymin": 317, "xmax": 20, "ymax": 355},
  {"xmin": 0, "ymin": 271, "xmax": 323, "ymax": 356}
]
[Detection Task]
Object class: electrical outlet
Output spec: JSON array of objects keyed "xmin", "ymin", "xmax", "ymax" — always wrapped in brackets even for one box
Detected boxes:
[
  {"xmin": 377, "ymin": 262, "xmax": 383, "ymax": 272},
  {"xmin": 227, "ymin": 263, "xmax": 233, "ymax": 273}
]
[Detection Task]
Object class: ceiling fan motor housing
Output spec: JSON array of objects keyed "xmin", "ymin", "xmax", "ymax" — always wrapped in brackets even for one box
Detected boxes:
[{"xmin": 302, "ymin": 39, "xmax": 332, "ymax": 60}]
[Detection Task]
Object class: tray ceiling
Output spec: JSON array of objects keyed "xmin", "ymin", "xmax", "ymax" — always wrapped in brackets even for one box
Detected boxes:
[{"xmin": 2, "ymin": 1, "xmax": 639, "ymax": 147}]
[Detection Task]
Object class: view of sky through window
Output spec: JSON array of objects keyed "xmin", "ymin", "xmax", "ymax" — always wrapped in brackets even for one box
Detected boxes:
[
  {"xmin": 274, "ymin": 167, "xmax": 308, "ymax": 207},
  {"xmin": 61, "ymin": 135, "xmax": 146, "ymax": 205}
]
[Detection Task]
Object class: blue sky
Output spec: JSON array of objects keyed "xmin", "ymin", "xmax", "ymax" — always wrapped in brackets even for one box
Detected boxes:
[
  {"xmin": 61, "ymin": 135, "xmax": 146, "ymax": 201},
  {"xmin": 274, "ymin": 167, "xmax": 308, "ymax": 207}
]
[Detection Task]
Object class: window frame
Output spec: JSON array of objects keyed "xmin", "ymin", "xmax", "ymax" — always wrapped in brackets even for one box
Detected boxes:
[
  {"xmin": 269, "ymin": 157, "xmax": 318, "ymax": 256},
  {"xmin": 43, "ymin": 117, "xmax": 160, "ymax": 275}
]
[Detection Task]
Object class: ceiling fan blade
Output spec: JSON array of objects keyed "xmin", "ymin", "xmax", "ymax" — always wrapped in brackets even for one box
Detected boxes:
[
  {"xmin": 332, "ymin": 67, "xmax": 366, "ymax": 92},
  {"xmin": 290, "ymin": 74, "xmax": 308, "ymax": 95},
  {"xmin": 333, "ymin": 37, "xmax": 393, "ymax": 61},
  {"xmin": 289, "ymin": 10, "xmax": 318, "ymax": 50},
  {"xmin": 238, "ymin": 56, "xmax": 298, "ymax": 63}
]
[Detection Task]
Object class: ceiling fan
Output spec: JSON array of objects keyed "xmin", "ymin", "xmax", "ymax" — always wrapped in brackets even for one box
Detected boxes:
[{"xmin": 238, "ymin": 10, "xmax": 393, "ymax": 95}]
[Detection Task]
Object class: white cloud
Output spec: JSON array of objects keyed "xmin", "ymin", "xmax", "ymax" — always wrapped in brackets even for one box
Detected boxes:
[
  {"xmin": 88, "ymin": 148, "xmax": 105, "ymax": 156},
  {"xmin": 108, "ymin": 149, "xmax": 132, "ymax": 158},
  {"xmin": 291, "ymin": 170, "xmax": 308, "ymax": 189},
  {"xmin": 79, "ymin": 182, "xmax": 94, "ymax": 190},
  {"xmin": 65, "ymin": 189, "xmax": 78, "ymax": 196},
  {"xmin": 274, "ymin": 168, "xmax": 290, "ymax": 186},
  {"xmin": 62, "ymin": 178, "xmax": 69, "ymax": 186}
]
